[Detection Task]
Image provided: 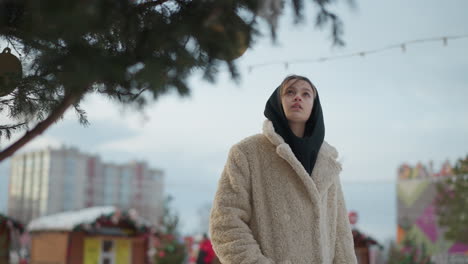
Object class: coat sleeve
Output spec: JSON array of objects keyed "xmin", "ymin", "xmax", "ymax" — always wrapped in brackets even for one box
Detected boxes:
[
  {"xmin": 209, "ymin": 145, "xmax": 273, "ymax": 264},
  {"xmin": 333, "ymin": 181, "xmax": 358, "ymax": 264}
]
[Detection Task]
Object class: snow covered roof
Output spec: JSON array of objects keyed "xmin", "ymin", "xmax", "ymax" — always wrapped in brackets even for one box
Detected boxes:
[{"xmin": 28, "ymin": 206, "xmax": 116, "ymax": 232}]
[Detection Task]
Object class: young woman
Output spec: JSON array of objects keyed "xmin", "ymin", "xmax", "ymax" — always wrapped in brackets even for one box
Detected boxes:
[{"xmin": 209, "ymin": 75, "xmax": 357, "ymax": 264}]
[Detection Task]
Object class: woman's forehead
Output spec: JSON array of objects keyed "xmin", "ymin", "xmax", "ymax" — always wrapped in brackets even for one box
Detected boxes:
[{"xmin": 284, "ymin": 79, "xmax": 314, "ymax": 92}]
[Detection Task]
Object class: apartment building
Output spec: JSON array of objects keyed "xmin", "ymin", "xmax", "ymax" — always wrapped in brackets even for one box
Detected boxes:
[{"xmin": 8, "ymin": 146, "xmax": 164, "ymax": 224}]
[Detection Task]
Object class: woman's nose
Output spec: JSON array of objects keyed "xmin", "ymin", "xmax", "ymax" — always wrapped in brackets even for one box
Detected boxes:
[{"xmin": 294, "ymin": 95, "xmax": 302, "ymax": 101}]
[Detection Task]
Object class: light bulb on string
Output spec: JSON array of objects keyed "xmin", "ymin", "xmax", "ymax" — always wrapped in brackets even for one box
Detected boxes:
[{"xmin": 246, "ymin": 34, "xmax": 468, "ymax": 72}]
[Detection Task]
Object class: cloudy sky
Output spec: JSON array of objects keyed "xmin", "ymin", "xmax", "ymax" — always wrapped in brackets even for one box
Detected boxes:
[{"xmin": 1, "ymin": 0, "xmax": 467, "ymax": 236}]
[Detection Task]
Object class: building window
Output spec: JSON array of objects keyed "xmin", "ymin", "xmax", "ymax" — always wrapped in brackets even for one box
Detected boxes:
[{"xmin": 100, "ymin": 240, "xmax": 115, "ymax": 264}]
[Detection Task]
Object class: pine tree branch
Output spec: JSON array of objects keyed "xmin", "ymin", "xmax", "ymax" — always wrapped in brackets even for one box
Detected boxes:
[
  {"xmin": 6, "ymin": 37, "xmax": 23, "ymax": 57},
  {"xmin": 136, "ymin": 0, "xmax": 171, "ymax": 10},
  {"xmin": 0, "ymin": 122, "xmax": 26, "ymax": 130},
  {"xmin": 0, "ymin": 91, "xmax": 82, "ymax": 162}
]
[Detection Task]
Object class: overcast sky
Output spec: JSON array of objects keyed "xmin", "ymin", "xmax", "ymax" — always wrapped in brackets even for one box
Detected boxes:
[{"xmin": 1, "ymin": 0, "xmax": 467, "ymax": 235}]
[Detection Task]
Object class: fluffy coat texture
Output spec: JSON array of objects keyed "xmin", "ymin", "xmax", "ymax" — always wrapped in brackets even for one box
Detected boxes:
[{"xmin": 209, "ymin": 120, "xmax": 357, "ymax": 264}]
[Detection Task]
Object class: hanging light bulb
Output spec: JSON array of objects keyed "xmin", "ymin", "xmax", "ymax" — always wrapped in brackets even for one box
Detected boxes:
[{"xmin": 400, "ymin": 44, "xmax": 406, "ymax": 53}]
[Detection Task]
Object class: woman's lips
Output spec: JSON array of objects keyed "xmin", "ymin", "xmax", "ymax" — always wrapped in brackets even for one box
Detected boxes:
[{"xmin": 292, "ymin": 103, "xmax": 302, "ymax": 109}]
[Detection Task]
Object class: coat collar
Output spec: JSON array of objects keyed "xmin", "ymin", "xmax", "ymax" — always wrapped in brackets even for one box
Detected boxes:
[{"xmin": 262, "ymin": 120, "xmax": 342, "ymax": 200}]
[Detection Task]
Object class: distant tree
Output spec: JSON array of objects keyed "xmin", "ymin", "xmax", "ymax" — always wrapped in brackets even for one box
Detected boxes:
[
  {"xmin": 160, "ymin": 195, "xmax": 180, "ymax": 236},
  {"xmin": 434, "ymin": 155, "xmax": 468, "ymax": 244},
  {"xmin": 0, "ymin": 0, "xmax": 348, "ymax": 161},
  {"xmin": 155, "ymin": 195, "xmax": 186, "ymax": 264}
]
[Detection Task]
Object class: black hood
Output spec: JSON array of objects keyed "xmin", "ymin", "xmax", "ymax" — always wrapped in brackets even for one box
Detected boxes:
[{"xmin": 264, "ymin": 85, "xmax": 325, "ymax": 175}]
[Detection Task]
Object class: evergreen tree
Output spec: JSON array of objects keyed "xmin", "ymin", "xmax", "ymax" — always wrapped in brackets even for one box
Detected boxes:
[
  {"xmin": 0, "ymin": 0, "xmax": 347, "ymax": 160},
  {"xmin": 160, "ymin": 195, "xmax": 180, "ymax": 236},
  {"xmin": 434, "ymin": 155, "xmax": 468, "ymax": 244},
  {"xmin": 155, "ymin": 195, "xmax": 185, "ymax": 264}
]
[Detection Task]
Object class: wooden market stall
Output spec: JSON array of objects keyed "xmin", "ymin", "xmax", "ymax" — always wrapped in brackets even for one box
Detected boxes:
[
  {"xmin": 0, "ymin": 214, "xmax": 24, "ymax": 264},
  {"xmin": 28, "ymin": 206, "xmax": 153, "ymax": 264},
  {"xmin": 353, "ymin": 228, "xmax": 382, "ymax": 264}
]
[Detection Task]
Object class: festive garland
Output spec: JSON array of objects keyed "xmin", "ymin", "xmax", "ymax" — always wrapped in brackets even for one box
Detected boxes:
[{"xmin": 73, "ymin": 210, "xmax": 150, "ymax": 235}]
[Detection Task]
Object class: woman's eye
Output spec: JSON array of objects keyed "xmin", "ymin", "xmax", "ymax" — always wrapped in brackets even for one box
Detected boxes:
[{"xmin": 287, "ymin": 90, "xmax": 294, "ymax": 95}]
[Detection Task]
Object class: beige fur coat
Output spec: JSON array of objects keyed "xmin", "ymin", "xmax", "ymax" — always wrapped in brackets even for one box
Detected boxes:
[{"xmin": 209, "ymin": 120, "xmax": 357, "ymax": 264}]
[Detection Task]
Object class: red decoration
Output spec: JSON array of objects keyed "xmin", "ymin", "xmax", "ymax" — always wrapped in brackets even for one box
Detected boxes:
[{"xmin": 348, "ymin": 211, "xmax": 358, "ymax": 225}]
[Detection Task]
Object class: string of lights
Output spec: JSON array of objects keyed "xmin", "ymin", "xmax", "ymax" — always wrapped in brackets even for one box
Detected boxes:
[{"xmin": 247, "ymin": 34, "xmax": 468, "ymax": 72}]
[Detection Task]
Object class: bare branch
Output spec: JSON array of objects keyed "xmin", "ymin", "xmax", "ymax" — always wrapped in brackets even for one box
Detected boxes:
[{"xmin": 0, "ymin": 92, "xmax": 82, "ymax": 162}]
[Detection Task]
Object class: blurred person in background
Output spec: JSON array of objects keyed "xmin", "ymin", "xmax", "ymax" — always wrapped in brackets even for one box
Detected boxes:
[{"xmin": 197, "ymin": 234, "xmax": 215, "ymax": 264}]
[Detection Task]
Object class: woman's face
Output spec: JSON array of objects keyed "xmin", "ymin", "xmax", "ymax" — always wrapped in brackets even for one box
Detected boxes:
[{"xmin": 280, "ymin": 79, "xmax": 315, "ymax": 124}]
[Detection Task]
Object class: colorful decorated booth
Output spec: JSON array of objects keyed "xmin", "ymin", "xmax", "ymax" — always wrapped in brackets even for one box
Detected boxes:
[
  {"xmin": 397, "ymin": 162, "xmax": 468, "ymax": 262},
  {"xmin": 28, "ymin": 206, "xmax": 153, "ymax": 264}
]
